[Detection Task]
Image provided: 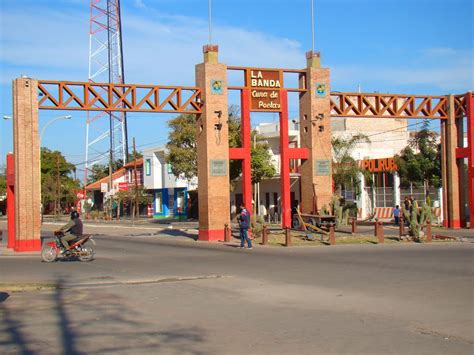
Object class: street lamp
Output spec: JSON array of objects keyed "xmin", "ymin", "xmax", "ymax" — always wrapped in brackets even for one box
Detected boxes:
[
  {"xmin": 40, "ymin": 115, "xmax": 72, "ymax": 144},
  {"xmin": 37, "ymin": 115, "xmax": 72, "ymax": 218},
  {"xmin": 3, "ymin": 114, "xmax": 73, "ymax": 146}
]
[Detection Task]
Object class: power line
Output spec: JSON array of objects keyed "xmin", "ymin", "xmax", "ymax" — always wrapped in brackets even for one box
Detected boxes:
[
  {"xmin": 63, "ymin": 137, "xmax": 169, "ymax": 168},
  {"xmin": 364, "ymin": 118, "xmax": 437, "ymax": 138}
]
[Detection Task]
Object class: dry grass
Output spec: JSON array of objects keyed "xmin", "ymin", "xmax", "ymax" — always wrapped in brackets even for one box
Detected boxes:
[
  {"xmin": 0, "ymin": 283, "xmax": 57, "ymax": 292},
  {"xmin": 254, "ymin": 231, "xmax": 453, "ymax": 247}
]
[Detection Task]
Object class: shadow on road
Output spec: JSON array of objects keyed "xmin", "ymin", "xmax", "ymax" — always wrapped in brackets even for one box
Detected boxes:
[
  {"xmin": 158, "ymin": 229, "xmax": 198, "ymax": 241},
  {"xmin": 0, "ymin": 292, "xmax": 9, "ymax": 303},
  {"xmin": 0, "ymin": 278, "xmax": 208, "ymax": 354},
  {"xmin": 0, "ymin": 292, "xmax": 34, "ymax": 354}
]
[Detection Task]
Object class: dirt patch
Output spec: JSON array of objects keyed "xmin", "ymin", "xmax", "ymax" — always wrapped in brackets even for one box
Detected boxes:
[{"xmin": 0, "ymin": 283, "xmax": 57, "ymax": 293}]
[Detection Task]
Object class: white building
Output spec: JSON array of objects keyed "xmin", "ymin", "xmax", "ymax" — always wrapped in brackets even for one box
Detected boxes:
[
  {"xmin": 142, "ymin": 146, "xmax": 197, "ymax": 219},
  {"xmin": 332, "ymin": 116, "xmax": 411, "ymax": 218}
]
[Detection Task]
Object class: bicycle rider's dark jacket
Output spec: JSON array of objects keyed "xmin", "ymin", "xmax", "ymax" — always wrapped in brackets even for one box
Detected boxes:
[{"xmin": 59, "ymin": 218, "xmax": 83, "ymax": 236}]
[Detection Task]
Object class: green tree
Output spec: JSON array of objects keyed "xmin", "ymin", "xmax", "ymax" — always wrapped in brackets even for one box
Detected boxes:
[
  {"xmin": 227, "ymin": 106, "xmax": 276, "ymax": 184},
  {"xmin": 113, "ymin": 185, "xmax": 151, "ymax": 219},
  {"xmin": 166, "ymin": 113, "xmax": 198, "ymax": 180},
  {"xmin": 0, "ymin": 170, "xmax": 6, "ymax": 197},
  {"xmin": 228, "ymin": 106, "xmax": 243, "ymax": 182},
  {"xmin": 87, "ymin": 164, "xmax": 109, "ymax": 185},
  {"xmin": 41, "ymin": 148, "xmax": 80, "ymax": 215},
  {"xmin": 250, "ymin": 131, "xmax": 276, "ymax": 184},
  {"xmin": 395, "ymin": 119, "xmax": 441, "ymax": 193},
  {"xmin": 331, "ymin": 134, "xmax": 371, "ymax": 196}
]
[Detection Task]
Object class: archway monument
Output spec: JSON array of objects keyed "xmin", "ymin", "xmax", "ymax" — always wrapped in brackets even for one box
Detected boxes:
[{"xmin": 8, "ymin": 44, "xmax": 473, "ymax": 251}]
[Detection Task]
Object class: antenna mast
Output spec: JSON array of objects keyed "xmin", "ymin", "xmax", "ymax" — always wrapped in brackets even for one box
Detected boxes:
[{"xmin": 85, "ymin": 0, "xmax": 128, "ymax": 186}]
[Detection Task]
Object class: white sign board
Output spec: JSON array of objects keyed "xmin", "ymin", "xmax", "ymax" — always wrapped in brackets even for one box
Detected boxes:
[{"xmin": 100, "ymin": 183, "xmax": 108, "ymax": 193}]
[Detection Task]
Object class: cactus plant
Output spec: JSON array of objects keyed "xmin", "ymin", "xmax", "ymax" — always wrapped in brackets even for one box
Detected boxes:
[
  {"xmin": 407, "ymin": 200, "xmax": 432, "ymax": 242},
  {"xmin": 343, "ymin": 209, "xmax": 350, "ymax": 225},
  {"xmin": 251, "ymin": 215, "xmax": 265, "ymax": 237},
  {"xmin": 329, "ymin": 194, "xmax": 350, "ymax": 227},
  {"xmin": 320, "ymin": 205, "xmax": 329, "ymax": 216}
]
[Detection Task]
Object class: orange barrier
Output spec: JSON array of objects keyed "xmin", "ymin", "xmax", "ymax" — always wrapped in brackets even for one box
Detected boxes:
[
  {"xmin": 357, "ymin": 207, "xmax": 441, "ymax": 221},
  {"xmin": 374, "ymin": 207, "xmax": 393, "ymax": 219},
  {"xmin": 432, "ymin": 207, "xmax": 441, "ymax": 218}
]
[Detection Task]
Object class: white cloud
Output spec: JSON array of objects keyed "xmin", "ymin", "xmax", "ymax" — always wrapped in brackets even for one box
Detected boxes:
[
  {"xmin": 134, "ymin": 0, "xmax": 147, "ymax": 9},
  {"xmin": 332, "ymin": 48, "xmax": 473, "ymax": 93},
  {"xmin": 118, "ymin": 12, "xmax": 306, "ymax": 87},
  {"xmin": 0, "ymin": 7, "xmax": 89, "ymax": 82},
  {"xmin": 0, "ymin": 6, "xmax": 307, "ymax": 87},
  {"xmin": 421, "ymin": 47, "xmax": 459, "ymax": 57},
  {"xmin": 0, "ymin": 7, "xmax": 471, "ymax": 93}
]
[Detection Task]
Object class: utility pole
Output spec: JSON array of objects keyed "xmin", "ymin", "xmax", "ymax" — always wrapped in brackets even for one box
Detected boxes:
[
  {"xmin": 109, "ymin": 141, "xmax": 113, "ymax": 219},
  {"xmin": 133, "ymin": 138, "xmax": 138, "ymax": 219},
  {"xmin": 56, "ymin": 153, "xmax": 60, "ymax": 216},
  {"xmin": 85, "ymin": 0, "xmax": 129, "ymax": 189}
]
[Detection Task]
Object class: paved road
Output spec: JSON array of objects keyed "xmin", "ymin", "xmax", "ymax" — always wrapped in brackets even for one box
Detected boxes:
[{"xmin": 0, "ymin": 224, "xmax": 473, "ymax": 354}]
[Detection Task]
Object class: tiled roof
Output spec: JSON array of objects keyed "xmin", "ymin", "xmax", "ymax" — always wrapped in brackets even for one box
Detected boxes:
[
  {"xmin": 85, "ymin": 168, "xmax": 127, "ymax": 191},
  {"xmin": 123, "ymin": 158, "xmax": 143, "ymax": 169},
  {"xmin": 85, "ymin": 159, "xmax": 143, "ymax": 191}
]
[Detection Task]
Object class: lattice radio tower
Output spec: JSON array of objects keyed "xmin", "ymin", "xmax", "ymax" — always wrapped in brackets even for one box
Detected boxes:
[{"xmin": 85, "ymin": 0, "xmax": 129, "ymax": 185}]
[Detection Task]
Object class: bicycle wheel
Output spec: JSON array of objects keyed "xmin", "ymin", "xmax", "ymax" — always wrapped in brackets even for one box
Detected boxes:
[
  {"xmin": 78, "ymin": 245, "xmax": 95, "ymax": 262},
  {"xmin": 41, "ymin": 245, "xmax": 58, "ymax": 263}
]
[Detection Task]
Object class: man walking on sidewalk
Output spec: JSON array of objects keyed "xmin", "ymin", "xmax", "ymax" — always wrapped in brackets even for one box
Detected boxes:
[{"xmin": 238, "ymin": 203, "xmax": 252, "ymax": 249}]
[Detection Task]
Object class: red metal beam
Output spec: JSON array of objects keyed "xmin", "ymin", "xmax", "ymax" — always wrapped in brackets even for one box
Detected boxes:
[
  {"xmin": 288, "ymin": 147, "xmax": 309, "ymax": 160},
  {"xmin": 467, "ymin": 92, "xmax": 474, "ymax": 228},
  {"xmin": 280, "ymin": 90, "xmax": 291, "ymax": 228},
  {"xmin": 456, "ymin": 147, "xmax": 469, "ymax": 159},
  {"xmin": 240, "ymin": 89, "xmax": 253, "ymax": 218},
  {"xmin": 38, "ymin": 81, "xmax": 202, "ymax": 114},
  {"xmin": 229, "ymin": 148, "xmax": 246, "ymax": 160}
]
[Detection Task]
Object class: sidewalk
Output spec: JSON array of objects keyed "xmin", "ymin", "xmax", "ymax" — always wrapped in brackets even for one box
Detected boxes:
[{"xmin": 40, "ymin": 215, "xmax": 200, "ymax": 230}]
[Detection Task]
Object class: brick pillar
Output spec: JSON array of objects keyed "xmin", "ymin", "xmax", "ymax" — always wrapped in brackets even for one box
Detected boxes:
[
  {"xmin": 6, "ymin": 153, "xmax": 15, "ymax": 249},
  {"xmin": 12, "ymin": 78, "xmax": 41, "ymax": 251},
  {"xmin": 442, "ymin": 95, "xmax": 461, "ymax": 229},
  {"xmin": 195, "ymin": 45, "xmax": 230, "ymax": 241},
  {"xmin": 299, "ymin": 51, "xmax": 333, "ymax": 214}
]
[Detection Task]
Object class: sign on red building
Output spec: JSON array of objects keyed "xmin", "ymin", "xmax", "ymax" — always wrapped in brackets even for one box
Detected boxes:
[{"xmin": 118, "ymin": 182, "xmax": 129, "ymax": 191}]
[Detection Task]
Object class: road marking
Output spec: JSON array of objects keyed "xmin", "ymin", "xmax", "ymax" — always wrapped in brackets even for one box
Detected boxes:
[{"xmin": 62, "ymin": 275, "xmax": 227, "ymax": 289}]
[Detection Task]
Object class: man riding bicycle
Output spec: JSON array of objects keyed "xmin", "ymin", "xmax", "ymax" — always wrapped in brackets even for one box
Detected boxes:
[{"xmin": 57, "ymin": 211, "xmax": 83, "ymax": 250}]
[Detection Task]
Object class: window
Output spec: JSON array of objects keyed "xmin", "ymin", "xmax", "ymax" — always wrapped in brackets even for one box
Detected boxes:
[
  {"xmin": 155, "ymin": 192, "xmax": 163, "ymax": 213},
  {"xmin": 177, "ymin": 191, "xmax": 185, "ymax": 213},
  {"xmin": 145, "ymin": 159, "xmax": 151, "ymax": 176}
]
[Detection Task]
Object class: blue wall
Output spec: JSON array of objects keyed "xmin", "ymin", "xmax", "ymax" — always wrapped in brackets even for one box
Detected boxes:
[{"xmin": 153, "ymin": 188, "xmax": 187, "ymax": 219}]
